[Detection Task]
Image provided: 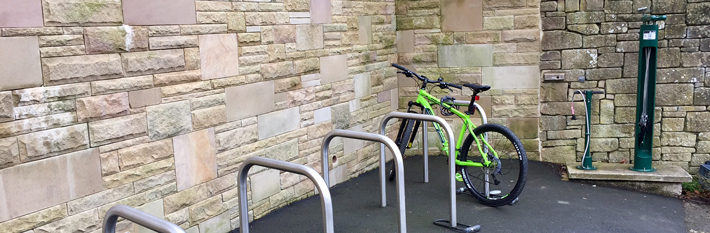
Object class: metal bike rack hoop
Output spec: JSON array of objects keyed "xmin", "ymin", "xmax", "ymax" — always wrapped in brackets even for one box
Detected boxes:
[
  {"xmin": 379, "ymin": 111, "xmax": 459, "ymax": 227},
  {"xmin": 238, "ymin": 157, "xmax": 334, "ymax": 233},
  {"xmin": 103, "ymin": 205, "xmax": 186, "ymax": 233},
  {"xmin": 321, "ymin": 129, "xmax": 406, "ymax": 233}
]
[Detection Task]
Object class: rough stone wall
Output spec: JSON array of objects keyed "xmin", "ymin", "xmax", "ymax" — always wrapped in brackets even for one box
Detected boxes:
[
  {"xmin": 0, "ymin": 0, "xmax": 398, "ymax": 232},
  {"xmin": 394, "ymin": 0, "xmax": 543, "ymax": 160},
  {"xmin": 539, "ymin": 0, "xmax": 710, "ymax": 174}
]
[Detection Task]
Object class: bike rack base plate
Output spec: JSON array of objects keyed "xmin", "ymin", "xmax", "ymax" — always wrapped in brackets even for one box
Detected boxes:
[{"xmin": 433, "ymin": 219, "xmax": 481, "ymax": 233}]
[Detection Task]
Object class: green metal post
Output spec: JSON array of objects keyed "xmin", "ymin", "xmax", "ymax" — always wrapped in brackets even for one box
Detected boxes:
[
  {"xmin": 632, "ymin": 12, "xmax": 665, "ymax": 172},
  {"xmin": 577, "ymin": 91, "xmax": 596, "ymax": 170}
]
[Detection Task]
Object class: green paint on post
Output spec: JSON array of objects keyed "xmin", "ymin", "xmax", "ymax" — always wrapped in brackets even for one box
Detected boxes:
[
  {"xmin": 577, "ymin": 90, "xmax": 597, "ymax": 170},
  {"xmin": 631, "ymin": 12, "xmax": 666, "ymax": 172}
]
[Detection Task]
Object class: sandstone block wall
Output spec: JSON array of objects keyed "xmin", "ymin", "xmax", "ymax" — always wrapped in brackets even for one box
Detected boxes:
[
  {"xmin": 0, "ymin": 0, "xmax": 399, "ymax": 232},
  {"xmin": 394, "ymin": 0, "xmax": 543, "ymax": 160},
  {"xmin": 540, "ymin": 0, "xmax": 710, "ymax": 174}
]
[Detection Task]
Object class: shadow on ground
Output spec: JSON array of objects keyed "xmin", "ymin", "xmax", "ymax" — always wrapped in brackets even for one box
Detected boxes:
[{"xmin": 236, "ymin": 156, "xmax": 686, "ymax": 233}]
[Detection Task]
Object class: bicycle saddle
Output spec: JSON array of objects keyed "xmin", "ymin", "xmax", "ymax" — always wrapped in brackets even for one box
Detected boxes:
[{"xmin": 463, "ymin": 83, "xmax": 491, "ymax": 92}]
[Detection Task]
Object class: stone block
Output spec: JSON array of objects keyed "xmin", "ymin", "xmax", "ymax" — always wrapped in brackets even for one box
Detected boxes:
[
  {"xmin": 129, "ymin": 88, "xmax": 162, "ymax": 108},
  {"xmin": 662, "ymin": 118, "xmax": 685, "ymax": 132},
  {"xmin": 42, "ymin": 0, "xmax": 123, "ymax": 26},
  {"xmin": 273, "ymin": 25, "xmax": 296, "ymax": 44},
  {"xmin": 258, "ymin": 107, "xmax": 300, "ymax": 139},
  {"xmin": 657, "ymin": 48, "xmax": 681, "ymax": 68},
  {"xmin": 568, "ymin": 24, "xmax": 599, "ymax": 35},
  {"xmin": 147, "ymin": 101, "xmax": 192, "ymax": 140},
  {"xmin": 358, "ymin": 16, "xmax": 372, "ymax": 45},
  {"xmin": 0, "ymin": 205, "xmax": 67, "ymax": 233},
  {"xmin": 35, "ymin": 209, "xmax": 100, "ymax": 233},
  {"xmin": 122, "ymin": 0, "xmax": 196, "ymax": 25},
  {"xmin": 310, "ymin": 0, "xmax": 331, "ymax": 24},
  {"xmin": 354, "ymin": 73, "xmax": 372, "ymax": 99},
  {"xmin": 601, "ymin": 22, "xmax": 628, "ymax": 34},
  {"xmin": 199, "ymin": 212, "xmax": 230, "ymax": 233},
  {"xmin": 397, "ymin": 30, "xmax": 414, "ymax": 53},
  {"xmin": 541, "ymin": 146, "xmax": 576, "ymax": 164},
  {"xmin": 0, "ymin": 137, "xmax": 19, "ymax": 168},
  {"xmin": 0, "ymin": 37, "xmax": 42, "ymax": 91},
  {"xmin": 149, "ymin": 36, "xmax": 198, "ymax": 50},
  {"xmin": 442, "ymin": 0, "xmax": 482, "ymax": 31},
  {"xmin": 174, "ymin": 128, "xmax": 218, "ymax": 191},
  {"xmin": 623, "ymin": 53, "xmax": 638, "ymax": 77},
  {"xmin": 89, "ymin": 113, "xmax": 147, "ymax": 146},
  {"xmin": 657, "ymin": 68, "xmax": 704, "ymax": 83},
  {"xmin": 314, "ymin": 107, "xmax": 332, "ymax": 124},
  {"xmin": 215, "ymin": 124, "xmax": 257, "ymax": 152},
  {"xmin": 598, "ymin": 53, "xmax": 624, "ymax": 67},
  {"xmin": 320, "ymin": 55, "xmax": 348, "ymax": 84},
  {"xmin": 296, "ymin": 24, "xmax": 324, "ymax": 51},
  {"xmin": 695, "ymin": 88, "xmax": 710, "ymax": 105},
  {"xmin": 225, "ymin": 81, "xmax": 275, "ymax": 121},
  {"xmin": 199, "ymin": 34, "xmax": 239, "ymax": 80},
  {"xmin": 501, "ymin": 29, "xmax": 540, "ymax": 42},
  {"xmin": 17, "ymin": 124, "xmax": 89, "ymax": 162},
  {"xmin": 438, "ymin": 45, "xmax": 492, "ymax": 67},
  {"xmin": 118, "ymin": 139, "xmax": 173, "ymax": 171},
  {"xmin": 251, "ymin": 169, "xmax": 280, "ymax": 202},
  {"xmin": 192, "ymin": 105, "xmax": 226, "ymax": 130},
  {"xmin": 484, "ymin": 16, "xmax": 514, "ymax": 30},
  {"xmin": 42, "ymin": 54, "xmax": 123, "ymax": 85},
  {"xmin": 652, "ymin": 0, "xmax": 686, "ymax": 14},
  {"xmin": 76, "ymin": 92, "xmax": 129, "ymax": 122},
  {"xmin": 92, "ymin": 75, "xmax": 153, "ymax": 95},
  {"xmin": 656, "ymin": 84, "xmax": 694, "ymax": 106},
  {"xmin": 561, "ymin": 49, "xmax": 597, "ymax": 69},
  {"xmin": 245, "ymin": 12, "xmax": 289, "ymax": 26},
  {"xmin": 122, "ymin": 49, "xmax": 185, "ymax": 76},
  {"xmin": 0, "ymin": 92, "xmax": 12, "ymax": 122},
  {"xmin": 586, "ymin": 68, "xmax": 622, "ymax": 80},
  {"xmin": 0, "ymin": 148, "xmax": 102, "ymax": 222},
  {"xmin": 687, "ymin": 3, "xmax": 710, "ymax": 25},
  {"xmin": 600, "ymin": 99, "xmax": 614, "ymax": 124},
  {"xmin": 591, "ymin": 124, "xmax": 634, "ymax": 138},
  {"xmin": 542, "ymin": 31, "xmax": 582, "ymax": 50},
  {"xmin": 507, "ymin": 118, "xmax": 539, "ymax": 139},
  {"xmin": 85, "ymin": 26, "xmax": 149, "ymax": 54},
  {"xmin": 0, "ymin": 112, "xmax": 77, "ymax": 138},
  {"xmin": 482, "ymin": 66, "xmax": 539, "ymax": 89},
  {"xmin": 583, "ymin": 34, "xmax": 616, "ymax": 48},
  {"xmin": 686, "ymin": 112, "xmax": 710, "ymax": 133},
  {"xmin": 661, "ymin": 132, "xmax": 697, "ymax": 147},
  {"xmin": 542, "ymin": 17, "xmax": 565, "ymax": 30},
  {"xmin": 566, "ymin": 12, "xmax": 604, "ymax": 24},
  {"xmin": 0, "ymin": 0, "xmax": 43, "ymax": 27},
  {"xmin": 587, "ymin": 138, "xmax": 619, "ymax": 152}
]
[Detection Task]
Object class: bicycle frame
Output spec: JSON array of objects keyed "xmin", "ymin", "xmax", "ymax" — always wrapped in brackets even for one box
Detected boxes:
[{"xmin": 411, "ymin": 89, "xmax": 498, "ymax": 167}]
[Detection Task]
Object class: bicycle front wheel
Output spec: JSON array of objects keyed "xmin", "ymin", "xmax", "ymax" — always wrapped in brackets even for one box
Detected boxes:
[
  {"xmin": 389, "ymin": 118, "xmax": 416, "ymax": 181},
  {"xmin": 459, "ymin": 123, "xmax": 527, "ymax": 207}
]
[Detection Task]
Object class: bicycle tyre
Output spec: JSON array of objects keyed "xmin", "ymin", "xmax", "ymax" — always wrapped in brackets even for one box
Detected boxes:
[
  {"xmin": 389, "ymin": 118, "xmax": 416, "ymax": 181},
  {"xmin": 459, "ymin": 123, "xmax": 528, "ymax": 207}
]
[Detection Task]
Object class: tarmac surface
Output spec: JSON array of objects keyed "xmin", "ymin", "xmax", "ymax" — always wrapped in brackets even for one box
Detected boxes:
[{"xmin": 236, "ymin": 155, "xmax": 687, "ymax": 233}]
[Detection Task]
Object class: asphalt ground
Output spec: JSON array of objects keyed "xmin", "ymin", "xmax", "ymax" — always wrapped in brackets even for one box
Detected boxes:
[{"xmin": 236, "ymin": 155, "xmax": 687, "ymax": 233}]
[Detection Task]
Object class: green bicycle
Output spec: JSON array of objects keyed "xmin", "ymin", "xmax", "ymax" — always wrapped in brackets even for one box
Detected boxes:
[{"xmin": 389, "ymin": 63, "xmax": 528, "ymax": 207}]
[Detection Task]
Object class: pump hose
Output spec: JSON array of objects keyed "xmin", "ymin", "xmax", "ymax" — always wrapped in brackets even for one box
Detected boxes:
[{"xmin": 571, "ymin": 91, "xmax": 590, "ymax": 164}]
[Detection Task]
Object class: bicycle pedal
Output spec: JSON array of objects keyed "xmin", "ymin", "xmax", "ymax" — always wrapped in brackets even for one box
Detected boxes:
[
  {"xmin": 508, "ymin": 197, "xmax": 519, "ymax": 206},
  {"xmin": 455, "ymin": 172, "xmax": 463, "ymax": 182}
]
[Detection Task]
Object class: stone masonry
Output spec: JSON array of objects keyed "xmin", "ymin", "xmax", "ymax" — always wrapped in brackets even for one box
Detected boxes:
[
  {"xmin": 540, "ymin": 0, "xmax": 710, "ymax": 174},
  {"xmin": 0, "ymin": 0, "xmax": 399, "ymax": 232},
  {"xmin": 395, "ymin": 0, "xmax": 542, "ymax": 160}
]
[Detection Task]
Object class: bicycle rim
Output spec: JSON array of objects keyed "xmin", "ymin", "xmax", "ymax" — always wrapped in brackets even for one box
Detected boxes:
[{"xmin": 460, "ymin": 124, "xmax": 527, "ymax": 207}]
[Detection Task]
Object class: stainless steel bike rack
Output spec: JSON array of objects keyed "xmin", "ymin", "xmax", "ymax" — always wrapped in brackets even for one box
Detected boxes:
[
  {"xmin": 103, "ymin": 205, "xmax": 185, "ymax": 233},
  {"xmin": 322, "ymin": 129, "xmax": 406, "ymax": 233},
  {"xmin": 379, "ymin": 112, "xmax": 463, "ymax": 228},
  {"xmin": 239, "ymin": 157, "xmax": 333, "ymax": 233}
]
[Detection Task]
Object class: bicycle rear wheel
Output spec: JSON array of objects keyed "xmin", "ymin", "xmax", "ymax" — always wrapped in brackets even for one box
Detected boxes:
[
  {"xmin": 389, "ymin": 118, "xmax": 416, "ymax": 181},
  {"xmin": 459, "ymin": 123, "xmax": 527, "ymax": 207}
]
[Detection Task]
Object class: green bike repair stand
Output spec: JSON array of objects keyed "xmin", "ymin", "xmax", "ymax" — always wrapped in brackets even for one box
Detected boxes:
[
  {"xmin": 577, "ymin": 90, "xmax": 596, "ymax": 170},
  {"xmin": 632, "ymin": 8, "xmax": 665, "ymax": 172}
]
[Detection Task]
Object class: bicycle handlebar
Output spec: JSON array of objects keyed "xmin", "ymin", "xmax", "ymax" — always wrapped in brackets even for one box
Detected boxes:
[
  {"xmin": 642, "ymin": 15, "xmax": 666, "ymax": 22},
  {"xmin": 392, "ymin": 63, "xmax": 462, "ymax": 90}
]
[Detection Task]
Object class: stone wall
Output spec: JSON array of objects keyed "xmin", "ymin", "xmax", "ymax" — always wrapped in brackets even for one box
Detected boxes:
[
  {"xmin": 539, "ymin": 0, "xmax": 710, "ymax": 174},
  {"xmin": 394, "ymin": 0, "xmax": 542, "ymax": 160},
  {"xmin": 0, "ymin": 0, "xmax": 398, "ymax": 232}
]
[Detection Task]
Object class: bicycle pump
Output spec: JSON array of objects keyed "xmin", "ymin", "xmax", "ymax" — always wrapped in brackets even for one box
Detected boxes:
[
  {"xmin": 632, "ymin": 7, "xmax": 665, "ymax": 172},
  {"xmin": 571, "ymin": 87, "xmax": 604, "ymax": 170}
]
